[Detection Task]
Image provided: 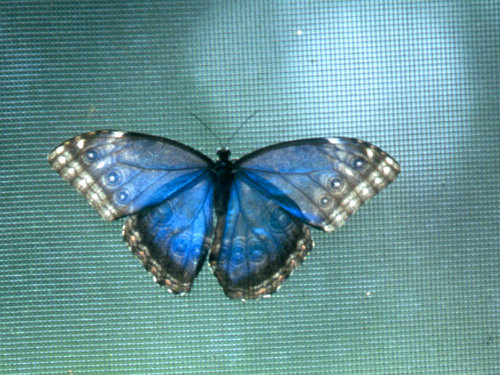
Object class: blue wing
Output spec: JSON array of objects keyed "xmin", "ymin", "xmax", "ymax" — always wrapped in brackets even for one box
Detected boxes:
[
  {"xmin": 123, "ymin": 177, "xmax": 213, "ymax": 294},
  {"xmin": 48, "ymin": 131, "xmax": 215, "ymax": 294},
  {"xmin": 236, "ymin": 138, "xmax": 400, "ymax": 232},
  {"xmin": 209, "ymin": 177, "xmax": 313, "ymax": 300},
  {"xmin": 48, "ymin": 131, "xmax": 213, "ymax": 221},
  {"xmin": 210, "ymin": 137, "xmax": 400, "ymax": 299}
]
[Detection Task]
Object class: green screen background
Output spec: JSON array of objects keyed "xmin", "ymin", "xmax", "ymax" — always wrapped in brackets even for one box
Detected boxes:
[{"xmin": 1, "ymin": 1, "xmax": 498, "ymax": 374}]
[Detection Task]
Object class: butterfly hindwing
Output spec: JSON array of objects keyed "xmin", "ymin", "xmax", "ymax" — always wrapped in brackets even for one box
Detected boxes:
[
  {"xmin": 236, "ymin": 137, "xmax": 400, "ymax": 232},
  {"xmin": 123, "ymin": 177, "xmax": 214, "ymax": 294},
  {"xmin": 48, "ymin": 131, "xmax": 214, "ymax": 221},
  {"xmin": 210, "ymin": 177, "xmax": 313, "ymax": 299}
]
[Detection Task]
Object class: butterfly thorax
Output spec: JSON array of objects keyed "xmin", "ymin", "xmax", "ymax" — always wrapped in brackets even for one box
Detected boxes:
[{"xmin": 213, "ymin": 148, "xmax": 234, "ymax": 216}]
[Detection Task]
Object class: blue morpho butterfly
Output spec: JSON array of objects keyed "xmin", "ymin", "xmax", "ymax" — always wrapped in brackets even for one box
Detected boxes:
[{"xmin": 48, "ymin": 121, "xmax": 400, "ymax": 300}]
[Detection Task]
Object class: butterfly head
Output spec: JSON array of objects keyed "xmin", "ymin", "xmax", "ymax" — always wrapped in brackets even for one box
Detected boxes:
[{"xmin": 216, "ymin": 147, "xmax": 231, "ymax": 162}]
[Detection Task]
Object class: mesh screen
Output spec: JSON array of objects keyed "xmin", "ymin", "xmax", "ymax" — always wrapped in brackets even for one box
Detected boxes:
[{"xmin": 1, "ymin": 1, "xmax": 499, "ymax": 374}]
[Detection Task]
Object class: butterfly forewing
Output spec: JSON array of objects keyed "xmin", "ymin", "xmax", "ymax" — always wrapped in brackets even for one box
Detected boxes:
[
  {"xmin": 235, "ymin": 138, "xmax": 400, "ymax": 232},
  {"xmin": 47, "ymin": 131, "xmax": 214, "ymax": 221}
]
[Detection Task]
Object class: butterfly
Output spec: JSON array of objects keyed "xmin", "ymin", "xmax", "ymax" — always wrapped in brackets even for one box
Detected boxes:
[{"xmin": 48, "ymin": 130, "xmax": 400, "ymax": 300}]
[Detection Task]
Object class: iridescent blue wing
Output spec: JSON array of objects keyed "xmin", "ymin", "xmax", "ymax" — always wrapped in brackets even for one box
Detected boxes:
[
  {"xmin": 210, "ymin": 138, "xmax": 399, "ymax": 299},
  {"xmin": 236, "ymin": 138, "xmax": 400, "ymax": 231},
  {"xmin": 48, "ymin": 131, "xmax": 213, "ymax": 221},
  {"xmin": 48, "ymin": 131, "xmax": 215, "ymax": 294},
  {"xmin": 123, "ymin": 177, "xmax": 214, "ymax": 294},
  {"xmin": 210, "ymin": 177, "xmax": 313, "ymax": 299}
]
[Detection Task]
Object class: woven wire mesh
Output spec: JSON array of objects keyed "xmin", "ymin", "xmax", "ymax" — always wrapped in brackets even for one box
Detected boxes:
[{"xmin": 1, "ymin": 1, "xmax": 499, "ymax": 374}]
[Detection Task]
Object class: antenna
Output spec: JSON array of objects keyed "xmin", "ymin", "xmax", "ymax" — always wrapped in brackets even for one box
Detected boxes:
[
  {"xmin": 227, "ymin": 110, "xmax": 258, "ymax": 146},
  {"xmin": 190, "ymin": 111, "xmax": 258, "ymax": 148},
  {"xmin": 190, "ymin": 112, "xmax": 224, "ymax": 148}
]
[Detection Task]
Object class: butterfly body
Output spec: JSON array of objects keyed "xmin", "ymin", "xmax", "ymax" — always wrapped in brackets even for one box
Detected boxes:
[
  {"xmin": 48, "ymin": 130, "xmax": 399, "ymax": 299},
  {"xmin": 213, "ymin": 148, "xmax": 234, "ymax": 216}
]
